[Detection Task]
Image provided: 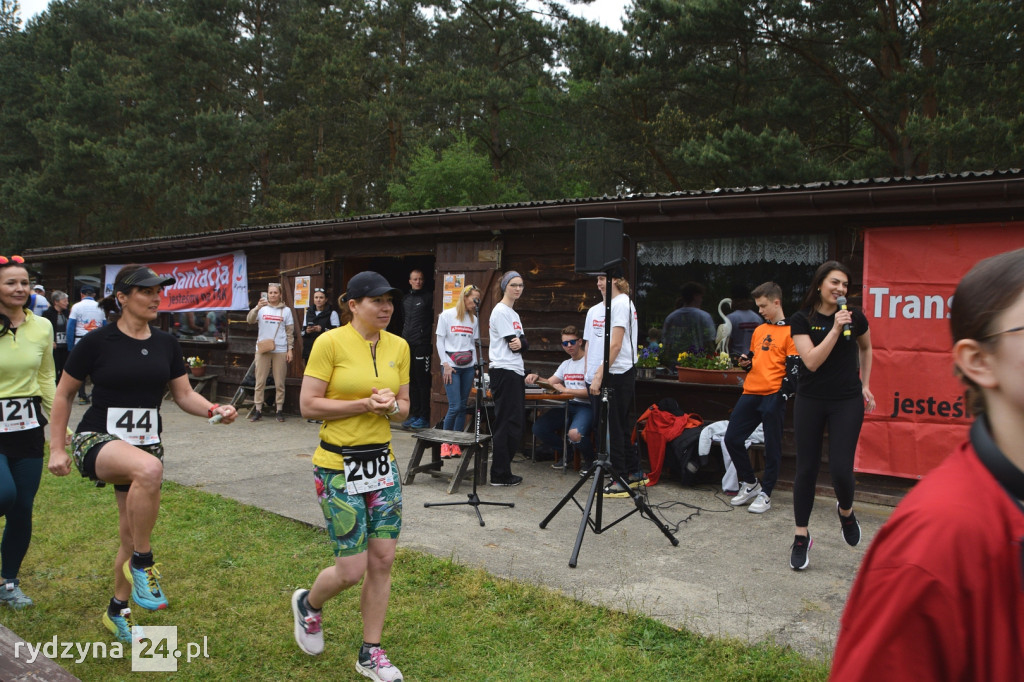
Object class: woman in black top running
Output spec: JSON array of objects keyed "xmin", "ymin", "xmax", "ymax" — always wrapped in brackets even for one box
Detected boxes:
[
  {"xmin": 788, "ymin": 260, "xmax": 874, "ymax": 571},
  {"xmin": 48, "ymin": 264, "xmax": 238, "ymax": 642}
]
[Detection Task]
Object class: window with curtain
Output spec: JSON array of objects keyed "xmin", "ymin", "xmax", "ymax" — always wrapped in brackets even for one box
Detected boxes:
[{"xmin": 635, "ymin": 234, "xmax": 829, "ymax": 361}]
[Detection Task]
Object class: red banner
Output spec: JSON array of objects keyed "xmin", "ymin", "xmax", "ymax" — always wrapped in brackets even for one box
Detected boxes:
[
  {"xmin": 857, "ymin": 223, "xmax": 1024, "ymax": 478},
  {"xmin": 104, "ymin": 251, "xmax": 249, "ymax": 313}
]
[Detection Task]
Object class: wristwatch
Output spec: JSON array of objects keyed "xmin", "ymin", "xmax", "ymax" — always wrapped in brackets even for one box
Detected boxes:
[{"xmin": 388, "ymin": 402, "xmax": 400, "ymax": 416}]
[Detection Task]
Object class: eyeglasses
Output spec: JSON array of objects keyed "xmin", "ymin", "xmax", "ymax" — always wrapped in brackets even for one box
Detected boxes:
[
  {"xmin": 0, "ymin": 255, "xmax": 25, "ymax": 265},
  {"xmin": 561, "ymin": 339, "xmax": 580, "ymax": 347},
  {"xmin": 980, "ymin": 324, "xmax": 1024, "ymax": 341}
]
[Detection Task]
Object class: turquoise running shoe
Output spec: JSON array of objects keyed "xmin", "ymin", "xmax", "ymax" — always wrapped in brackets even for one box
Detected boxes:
[
  {"xmin": 103, "ymin": 606, "xmax": 143, "ymax": 643},
  {"xmin": 123, "ymin": 561, "xmax": 168, "ymax": 611}
]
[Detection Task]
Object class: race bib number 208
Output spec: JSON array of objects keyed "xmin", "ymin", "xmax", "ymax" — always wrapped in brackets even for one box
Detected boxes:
[
  {"xmin": 106, "ymin": 408, "xmax": 160, "ymax": 445},
  {"xmin": 344, "ymin": 452, "xmax": 395, "ymax": 495}
]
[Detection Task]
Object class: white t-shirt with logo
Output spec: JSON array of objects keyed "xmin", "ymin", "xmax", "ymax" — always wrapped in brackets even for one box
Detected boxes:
[
  {"xmin": 583, "ymin": 301, "xmax": 605, "ymax": 383},
  {"xmin": 254, "ymin": 305, "xmax": 294, "ymax": 353},
  {"xmin": 436, "ymin": 307, "xmax": 479, "ymax": 367},
  {"xmin": 488, "ymin": 302, "xmax": 524, "ymax": 374},
  {"xmin": 608, "ymin": 293, "xmax": 638, "ymax": 375},
  {"xmin": 554, "ymin": 355, "xmax": 588, "ymax": 403},
  {"xmin": 68, "ymin": 298, "xmax": 106, "ymax": 341}
]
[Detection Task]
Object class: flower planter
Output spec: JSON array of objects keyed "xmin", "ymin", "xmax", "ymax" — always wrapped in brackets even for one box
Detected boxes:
[
  {"xmin": 190, "ymin": 366, "xmax": 207, "ymax": 377},
  {"xmin": 637, "ymin": 367, "xmax": 657, "ymax": 380},
  {"xmin": 675, "ymin": 366, "xmax": 744, "ymax": 386}
]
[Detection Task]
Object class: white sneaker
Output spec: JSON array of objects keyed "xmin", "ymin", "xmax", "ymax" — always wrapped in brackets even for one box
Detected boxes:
[
  {"xmin": 291, "ymin": 589, "xmax": 324, "ymax": 655},
  {"xmin": 356, "ymin": 646, "xmax": 403, "ymax": 681},
  {"xmin": 748, "ymin": 492, "xmax": 771, "ymax": 513},
  {"xmin": 730, "ymin": 481, "xmax": 761, "ymax": 506}
]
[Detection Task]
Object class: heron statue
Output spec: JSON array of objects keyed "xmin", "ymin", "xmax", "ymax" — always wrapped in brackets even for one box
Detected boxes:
[{"xmin": 715, "ymin": 298, "xmax": 733, "ymax": 354}]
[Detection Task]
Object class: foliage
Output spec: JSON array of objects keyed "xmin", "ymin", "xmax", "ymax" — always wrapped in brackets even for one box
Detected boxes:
[
  {"xmin": 185, "ymin": 355, "xmax": 205, "ymax": 368},
  {"xmin": 0, "ymin": 0, "xmax": 1021, "ymax": 251},
  {"xmin": 2, "ymin": 457, "xmax": 830, "ymax": 680},
  {"xmin": 676, "ymin": 349, "xmax": 732, "ymax": 371}
]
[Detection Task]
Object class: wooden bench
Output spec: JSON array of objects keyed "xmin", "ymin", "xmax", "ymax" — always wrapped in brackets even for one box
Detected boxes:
[
  {"xmin": 0, "ymin": 624, "xmax": 81, "ymax": 681},
  {"xmin": 404, "ymin": 429, "xmax": 491, "ymax": 494}
]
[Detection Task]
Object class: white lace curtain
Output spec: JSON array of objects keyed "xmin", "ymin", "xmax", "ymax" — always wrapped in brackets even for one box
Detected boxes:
[{"xmin": 637, "ymin": 234, "xmax": 829, "ymax": 266}]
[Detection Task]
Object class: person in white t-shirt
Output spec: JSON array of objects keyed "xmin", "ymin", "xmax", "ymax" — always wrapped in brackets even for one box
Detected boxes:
[
  {"xmin": 487, "ymin": 271, "xmax": 527, "ymax": 487},
  {"xmin": 30, "ymin": 285, "xmax": 49, "ymax": 316},
  {"xmin": 588, "ymin": 270, "xmax": 642, "ymax": 496},
  {"xmin": 67, "ymin": 285, "xmax": 106, "ymax": 404},
  {"xmin": 435, "ymin": 284, "xmax": 481, "ymax": 457},
  {"xmin": 526, "ymin": 325, "xmax": 592, "ymax": 470}
]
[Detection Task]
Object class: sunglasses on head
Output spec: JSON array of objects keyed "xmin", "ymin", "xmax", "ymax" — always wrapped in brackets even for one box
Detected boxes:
[
  {"xmin": 313, "ymin": 288, "xmax": 325, "ymax": 293},
  {"xmin": 561, "ymin": 339, "xmax": 580, "ymax": 346},
  {"xmin": 0, "ymin": 255, "xmax": 25, "ymax": 265}
]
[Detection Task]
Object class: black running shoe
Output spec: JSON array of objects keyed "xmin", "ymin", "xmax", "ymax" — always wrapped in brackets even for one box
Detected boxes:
[
  {"xmin": 790, "ymin": 533, "xmax": 812, "ymax": 571},
  {"xmin": 838, "ymin": 503, "xmax": 861, "ymax": 546},
  {"xmin": 489, "ymin": 474, "xmax": 523, "ymax": 487}
]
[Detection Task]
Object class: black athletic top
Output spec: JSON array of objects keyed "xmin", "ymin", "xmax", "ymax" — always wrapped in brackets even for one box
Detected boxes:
[
  {"xmin": 790, "ymin": 307, "xmax": 868, "ymax": 400},
  {"xmin": 64, "ymin": 324, "xmax": 187, "ymax": 435}
]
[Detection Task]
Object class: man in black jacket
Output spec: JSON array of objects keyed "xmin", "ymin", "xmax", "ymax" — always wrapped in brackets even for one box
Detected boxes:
[{"xmin": 401, "ymin": 269, "xmax": 433, "ymax": 429}]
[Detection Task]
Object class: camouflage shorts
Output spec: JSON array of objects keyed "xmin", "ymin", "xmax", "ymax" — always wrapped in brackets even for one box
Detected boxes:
[{"xmin": 70, "ymin": 432, "xmax": 164, "ymax": 488}]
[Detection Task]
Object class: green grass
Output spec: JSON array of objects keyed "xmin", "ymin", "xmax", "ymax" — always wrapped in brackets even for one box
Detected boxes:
[{"xmin": 2, "ymin": 467, "xmax": 829, "ymax": 681}]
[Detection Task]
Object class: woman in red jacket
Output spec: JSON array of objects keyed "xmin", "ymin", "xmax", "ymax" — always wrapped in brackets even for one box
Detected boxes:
[{"xmin": 830, "ymin": 247, "xmax": 1024, "ymax": 681}]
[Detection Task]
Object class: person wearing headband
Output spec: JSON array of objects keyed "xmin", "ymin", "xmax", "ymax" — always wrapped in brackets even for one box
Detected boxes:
[
  {"xmin": 0, "ymin": 254, "xmax": 55, "ymax": 610},
  {"xmin": 488, "ymin": 271, "xmax": 528, "ymax": 486},
  {"xmin": 48, "ymin": 264, "xmax": 237, "ymax": 643}
]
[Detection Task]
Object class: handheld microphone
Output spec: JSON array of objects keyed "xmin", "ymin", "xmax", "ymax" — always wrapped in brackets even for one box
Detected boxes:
[{"xmin": 837, "ymin": 296, "xmax": 851, "ymax": 341}]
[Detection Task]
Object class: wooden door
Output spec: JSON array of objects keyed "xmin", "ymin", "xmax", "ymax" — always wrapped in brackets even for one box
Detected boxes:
[
  {"xmin": 279, "ymin": 250, "xmax": 327, "ymax": 374},
  {"xmin": 430, "ymin": 240, "xmax": 503, "ymax": 424}
]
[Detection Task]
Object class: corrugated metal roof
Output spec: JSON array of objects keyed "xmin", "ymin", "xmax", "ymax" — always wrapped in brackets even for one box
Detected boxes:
[{"xmin": 24, "ymin": 169, "xmax": 1024, "ymax": 257}]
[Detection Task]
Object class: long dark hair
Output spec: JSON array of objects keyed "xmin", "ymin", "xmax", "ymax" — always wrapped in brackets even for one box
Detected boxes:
[
  {"xmin": 801, "ymin": 260, "xmax": 852, "ymax": 313},
  {"xmin": 951, "ymin": 247, "xmax": 1024, "ymax": 415},
  {"xmin": 98, "ymin": 264, "xmax": 151, "ymax": 320}
]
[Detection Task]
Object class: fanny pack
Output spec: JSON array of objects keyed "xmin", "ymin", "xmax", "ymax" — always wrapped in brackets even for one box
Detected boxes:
[
  {"xmin": 319, "ymin": 441, "xmax": 390, "ymax": 462},
  {"xmin": 448, "ymin": 350, "xmax": 473, "ymax": 367}
]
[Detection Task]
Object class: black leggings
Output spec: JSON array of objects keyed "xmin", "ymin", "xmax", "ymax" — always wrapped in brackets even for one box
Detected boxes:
[
  {"xmin": 792, "ymin": 394, "xmax": 864, "ymax": 528},
  {"xmin": 489, "ymin": 368, "xmax": 524, "ymax": 480},
  {"xmin": 0, "ymin": 454, "xmax": 43, "ymax": 581}
]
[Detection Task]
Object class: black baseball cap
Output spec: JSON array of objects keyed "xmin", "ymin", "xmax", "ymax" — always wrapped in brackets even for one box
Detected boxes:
[
  {"xmin": 115, "ymin": 267, "xmax": 176, "ymax": 293},
  {"xmin": 80, "ymin": 285, "xmax": 97, "ymax": 295},
  {"xmin": 342, "ymin": 271, "xmax": 401, "ymax": 301}
]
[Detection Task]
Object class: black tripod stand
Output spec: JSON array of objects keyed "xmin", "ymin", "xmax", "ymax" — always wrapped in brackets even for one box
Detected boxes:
[
  {"xmin": 539, "ymin": 267, "xmax": 679, "ymax": 567},
  {"xmin": 424, "ymin": 338, "xmax": 513, "ymax": 526}
]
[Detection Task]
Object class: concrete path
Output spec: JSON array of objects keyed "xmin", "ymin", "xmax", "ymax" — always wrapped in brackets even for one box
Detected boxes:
[{"xmin": 156, "ymin": 403, "xmax": 887, "ymax": 661}]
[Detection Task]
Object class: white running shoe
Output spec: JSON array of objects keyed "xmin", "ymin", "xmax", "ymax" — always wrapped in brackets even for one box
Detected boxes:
[
  {"xmin": 356, "ymin": 646, "xmax": 403, "ymax": 681},
  {"xmin": 291, "ymin": 589, "xmax": 324, "ymax": 655},
  {"xmin": 748, "ymin": 492, "xmax": 771, "ymax": 513},
  {"xmin": 730, "ymin": 481, "xmax": 762, "ymax": 506}
]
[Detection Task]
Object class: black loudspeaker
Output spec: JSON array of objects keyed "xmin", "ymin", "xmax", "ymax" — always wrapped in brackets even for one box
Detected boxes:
[{"xmin": 575, "ymin": 218, "xmax": 623, "ymax": 273}]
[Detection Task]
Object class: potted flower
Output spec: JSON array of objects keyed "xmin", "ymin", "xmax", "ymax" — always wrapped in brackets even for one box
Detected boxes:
[
  {"xmin": 675, "ymin": 349, "xmax": 743, "ymax": 386},
  {"xmin": 636, "ymin": 344, "xmax": 660, "ymax": 379},
  {"xmin": 186, "ymin": 356, "xmax": 207, "ymax": 377}
]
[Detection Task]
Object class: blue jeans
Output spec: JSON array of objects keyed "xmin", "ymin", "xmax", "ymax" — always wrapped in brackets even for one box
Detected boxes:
[
  {"xmin": 532, "ymin": 401, "xmax": 593, "ymax": 458},
  {"xmin": 723, "ymin": 392, "xmax": 786, "ymax": 497},
  {"xmin": 442, "ymin": 366, "xmax": 474, "ymax": 430}
]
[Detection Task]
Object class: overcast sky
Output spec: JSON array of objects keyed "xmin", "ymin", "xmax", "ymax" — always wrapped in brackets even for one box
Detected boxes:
[{"xmin": 17, "ymin": 0, "xmax": 627, "ymax": 32}]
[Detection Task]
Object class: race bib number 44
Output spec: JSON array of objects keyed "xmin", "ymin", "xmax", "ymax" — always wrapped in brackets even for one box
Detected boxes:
[
  {"xmin": 107, "ymin": 408, "xmax": 160, "ymax": 445},
  {"xmin": 0, "ymin": 397, "xmax": 40, "ymax": 433},
  {"xmin": 344, "ymin": 452, "xmax": 395, "ymax": 495}
]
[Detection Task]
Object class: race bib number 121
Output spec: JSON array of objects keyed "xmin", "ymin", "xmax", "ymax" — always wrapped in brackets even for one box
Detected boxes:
[{"xmin": 0, "ymin": 397, "xmax": 40, "ymax": 433}]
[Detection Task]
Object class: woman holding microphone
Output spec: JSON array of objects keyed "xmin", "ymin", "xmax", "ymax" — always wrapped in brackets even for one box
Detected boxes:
[
  {"xmin": 788, "ymin": 261, "xmax": 873, "ymax": 570},
  {"xmin": 293, "ymin": 271, "xmax": 408, "ymax": 682}
]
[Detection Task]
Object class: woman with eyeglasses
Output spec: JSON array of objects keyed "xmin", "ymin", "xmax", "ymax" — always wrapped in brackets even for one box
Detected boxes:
[
  {"xmin": 435, "ymin": 285, "xmax": 481, "ymax": 457},
  {"xmin": 0, "ymin": 255, "xmax": 55, "ymax": 610},
  {"xmin": 301, "ymin": 288, "xmax": 340, "ymax": 365},
  {"xmin": 830, "ymin": 247, "xmax": 1024, "ymax": 681},
  {"xmin": 246, "ymin": 282, "xmax": 295, "ymax": 423},
  {"xmin": 488, "ymin": 271, "xmax": 528, "ymax": 486}
]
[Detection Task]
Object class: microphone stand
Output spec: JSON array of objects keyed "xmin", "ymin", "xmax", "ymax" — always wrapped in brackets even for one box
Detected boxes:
[
  {"xmin": 424, "ymin": 336, "xmax": 513, "ymax": 526},
  {"xmin": 540, "ymin": 263, "xmax": 679, "ymax": 567}
]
